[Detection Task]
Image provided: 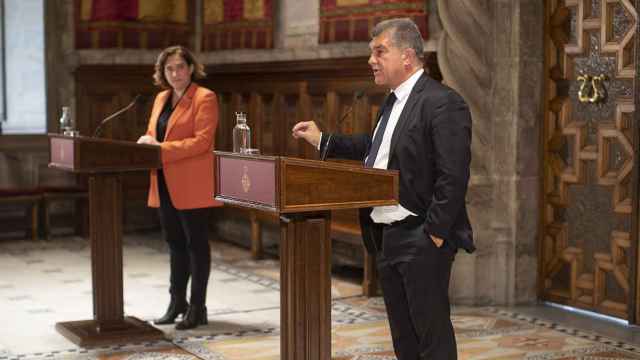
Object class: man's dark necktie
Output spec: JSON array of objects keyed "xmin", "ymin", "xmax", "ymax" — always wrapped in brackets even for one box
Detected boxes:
[{"xmin": 364, "ymin": 92, "xmax": 397, "ymax": 167}]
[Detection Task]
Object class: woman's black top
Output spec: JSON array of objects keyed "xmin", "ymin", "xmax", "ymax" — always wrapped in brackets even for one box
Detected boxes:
[
  {"xmin": 155, "ymin": 97, "xmax": 174, "ymax": 180},
  {"xmin": 155, "ymin": 97, "xmax": 173, "ymax": 143}
]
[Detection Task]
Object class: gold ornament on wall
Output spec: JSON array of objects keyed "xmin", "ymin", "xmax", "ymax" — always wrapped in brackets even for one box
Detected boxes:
[{"xmin": 577, "ymin": 73, "xmax": 608, "ymax": 104}]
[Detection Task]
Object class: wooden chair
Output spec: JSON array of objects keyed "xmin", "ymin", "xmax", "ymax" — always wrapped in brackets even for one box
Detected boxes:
[
  {"xmin": 0, "ymin": 188, "xmax": 42, "ymax": 240},
  {"xmin": 40, "ymin": 186, "xmax": 89, "ymax": 240}
]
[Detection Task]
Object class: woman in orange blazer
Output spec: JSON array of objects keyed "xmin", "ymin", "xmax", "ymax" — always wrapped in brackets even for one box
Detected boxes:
[{"xmin": 137, "ymin": 45, "xmax": 222, "ymax": 330}]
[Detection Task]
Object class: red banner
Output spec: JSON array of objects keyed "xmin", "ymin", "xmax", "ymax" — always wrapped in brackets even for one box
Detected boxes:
[
  {"xmin": 88, "ymin": 0, "xmax": 138, "ymax": 21},
  {"xmin": 319, "ymin": 0, "xmax": 428, "ymax": 43},
  {"xmin": 202, "ymin": 0, "xmax": 274, "ymax": 50},
  {"xmin": 75, "ymin": 0, "xmax": 195, "ymax": 49}
]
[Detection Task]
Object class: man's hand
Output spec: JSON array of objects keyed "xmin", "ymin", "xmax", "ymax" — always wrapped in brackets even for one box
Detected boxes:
[
  {"xmin": 430, "ymin": 234, "xmax": 444, "ymax": 248},
  {"xmin": 137, "ymin": 135, "xmax": 160, "ymax": 146},
  {"xmin": 292, "ymin": 121, "xmax": 321, "ymax": 148}
]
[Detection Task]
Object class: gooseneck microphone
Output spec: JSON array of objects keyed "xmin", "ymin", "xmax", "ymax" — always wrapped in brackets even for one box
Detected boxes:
[
  {"xmin": 320, "ymin": 90, "xmax": 365, "ymax": 161},
  {"xmin": 93, "ymin": 94, "xmax": 144, "ymax": 138},
  {"xmin": 336, "ymin": 90, "xmax": 365, "ymax": 127}
]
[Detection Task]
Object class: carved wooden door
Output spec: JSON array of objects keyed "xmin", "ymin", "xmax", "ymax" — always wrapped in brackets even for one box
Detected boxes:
[{"xmin": 542, "ymin": 0, "xmax": 639, "ymax": 321}]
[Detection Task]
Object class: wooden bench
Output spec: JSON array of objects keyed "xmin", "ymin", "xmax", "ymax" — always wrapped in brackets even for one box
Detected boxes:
[
  {"xmin": 330, "ymin": 212, "xmax": 379, "ymax": 297},
  {"xmin": 0, "ymin": 188, "xmax": 42, "ymax": 240}
]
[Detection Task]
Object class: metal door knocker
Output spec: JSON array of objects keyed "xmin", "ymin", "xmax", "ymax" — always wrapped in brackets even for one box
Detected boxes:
[{"xmin": 577, "ymin": 73, "xmax": 607, "ymax": 104}]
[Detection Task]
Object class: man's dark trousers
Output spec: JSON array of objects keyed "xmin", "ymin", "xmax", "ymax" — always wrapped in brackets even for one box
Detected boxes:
[{"xmin": 371, "ymin": 219, "xmax": 457, "ymax": 360}]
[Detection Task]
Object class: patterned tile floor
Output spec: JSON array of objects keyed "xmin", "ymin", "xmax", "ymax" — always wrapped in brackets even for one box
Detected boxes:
[{"xmin": 0, "ymin": 233, "xmax": 639, "ymax": 359}]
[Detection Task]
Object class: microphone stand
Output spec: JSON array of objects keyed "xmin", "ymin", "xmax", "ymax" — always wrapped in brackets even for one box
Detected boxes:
[
  {"xmin": 320, "ymin": 90, "xmax": 364, "ymax": 161},
  {"xmin": 93, "ymin": 94, "xmax": 142, "ymax": 138},
  {"xmin": 319, "ymin": 134, "xmax": 333, "ymax": 161}
]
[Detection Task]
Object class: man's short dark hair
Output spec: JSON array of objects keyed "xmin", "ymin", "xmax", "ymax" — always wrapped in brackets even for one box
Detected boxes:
[{"xmin": 371, "ymin": 18, "xmax": 424, "ymax": 63}]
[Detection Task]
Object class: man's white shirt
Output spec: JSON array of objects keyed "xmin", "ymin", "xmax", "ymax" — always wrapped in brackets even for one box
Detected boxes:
[{"xmin": 367, "ymin": 68, "xmax": 423, "ymax": 224}]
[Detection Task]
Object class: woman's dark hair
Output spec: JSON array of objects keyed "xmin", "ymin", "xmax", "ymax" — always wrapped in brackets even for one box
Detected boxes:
[{"xmin": 153, "ymin": 45, "xmax": 206, "ymax": 89}]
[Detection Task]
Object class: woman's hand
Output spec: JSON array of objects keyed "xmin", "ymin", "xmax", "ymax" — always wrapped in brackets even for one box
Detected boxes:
[{"xmin": 137, "ymin": 135, "xmax": 160, "ymax": 146}]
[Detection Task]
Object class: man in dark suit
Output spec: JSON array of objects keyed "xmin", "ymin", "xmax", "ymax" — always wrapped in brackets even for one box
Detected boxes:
[{"xmin": 292, "ymin": 18, "xmax": 475, "ymax": 360}]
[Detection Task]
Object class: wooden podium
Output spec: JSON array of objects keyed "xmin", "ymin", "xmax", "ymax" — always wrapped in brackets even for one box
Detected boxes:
[
  {"xmin": 48, "ymin": 134, "xmax": 165, "ymax": 347},
  {"xmin": 214, "ymin": 151, "xmax": 398, "ymax": 360}
]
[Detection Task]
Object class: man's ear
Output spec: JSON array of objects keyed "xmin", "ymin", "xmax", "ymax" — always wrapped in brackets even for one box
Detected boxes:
[{"xmin": 402, "ymin": 49, "xmax": 413, "ymax": 66}]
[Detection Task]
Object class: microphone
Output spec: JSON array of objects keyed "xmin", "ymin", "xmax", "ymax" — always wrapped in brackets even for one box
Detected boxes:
[
  {"xmin": 93, "ymin": 94, "xmax": 145, "ymax": 138},
  {"xmin": 320, "ymin": 90, "xmax": 365, "ymax": 161},
  {"xmin": 337, "ymin": 90, "xmax": 365, "ymax": 128}
]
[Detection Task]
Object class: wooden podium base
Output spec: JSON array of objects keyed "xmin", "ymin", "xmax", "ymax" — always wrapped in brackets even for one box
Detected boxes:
[
  {"xmin": 280, "ymin": 212, "xmax": 332, "ymax": 360},
  {"xmin": 55, "ymin": 316, "xmax": 165, "ymax": 347}
]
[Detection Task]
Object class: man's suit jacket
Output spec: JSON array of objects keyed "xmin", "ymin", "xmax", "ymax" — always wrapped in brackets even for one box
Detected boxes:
[
  {"xmin": 321, "ymin": 73, "xmax": 475, "ymax": 256},
  {"xmin": 145, "ymin": 84, "xmax": 223, "ymax": 210}
]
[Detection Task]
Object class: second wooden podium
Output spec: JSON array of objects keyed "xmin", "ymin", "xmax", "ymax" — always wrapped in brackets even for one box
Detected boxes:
[
  {"xmin": 48, "ymin": 134, "xmax": 165, "ymax": 347},
  {"xmin": 214, "ymin": 151, "xmax": 398, "ymax": 360}
]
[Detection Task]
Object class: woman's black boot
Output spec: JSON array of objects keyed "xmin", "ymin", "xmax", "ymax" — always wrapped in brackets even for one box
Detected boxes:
[
  {"xmin": 175, "ymin": 305, "xmax": 208, "ymax": 330},
  {"xmin": 154, "ymin": 298, "xmax": 189, "ymax": 325}
]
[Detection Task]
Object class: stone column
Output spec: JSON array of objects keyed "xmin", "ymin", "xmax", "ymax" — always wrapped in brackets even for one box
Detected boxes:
[
  {"xmin": 281, "ymin": 0, "xmax": 319, "ymax": 49},
  {"xmin": 508, "ymin": 0, "xmax": 544, "ymax": 305},
  {"xmin": 437, "ymin": 0, "xmax": 544, "ymax": 305}
]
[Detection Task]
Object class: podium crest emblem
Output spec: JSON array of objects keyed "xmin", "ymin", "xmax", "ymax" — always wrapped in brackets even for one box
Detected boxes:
[{"xmin": 241, "ymin": 165, "xmax": 251, "ymax": 193}]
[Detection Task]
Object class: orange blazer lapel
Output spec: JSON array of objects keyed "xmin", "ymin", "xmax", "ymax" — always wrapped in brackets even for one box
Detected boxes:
[{"xmin": 164, "ymin": 84, "xmax": 197, "ymax": 141}]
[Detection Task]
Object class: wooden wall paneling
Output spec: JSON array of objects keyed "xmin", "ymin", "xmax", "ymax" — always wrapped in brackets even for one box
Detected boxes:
[
  {"xmin": 74, "ymin": 59, "xmax": 390, "ymax": 293},
  {"xmin": 112, "ymin": 93, "xmax": 134, "ymax": 141},
  {"xmin": 299, "ymin": 82, "xmax": 317, "ymax": 160},
  {"xmin": 76, "ymin": 91, "xmax": 117, "ymax": 137},
  {"xmin": 205, "ymin": 58, "xmax": 373, "ymax": 84},
  {"xmin": 132, "ymin": 96, "xmax": 155, "ymax": 140},
  {"xmin": 272, "ymin": 92, "xmax": 285, "ymax": 156},
  {"xmin": 250, "ymin": 93, "xmax": 264, "ymax": 152},
  {"xmin": 261, "ymin": 93, "xmax": 276, "ymax": 155},
  {"xmin": 369, "ymin": 101, "xmax": 382, "ymax": 131},
  {"xmin": 355, "ymin": 94, "xmax": 370, "ymax": 134},
  {"xmin": 282, "ymin": 92, "xmax": 301, "ymax": 157},
  {"xmin": 214, "ymin": 92, "xmax": 225, "ymax": 151},
  {"xmin": 339, "ymin": 92, "xmax": 358, "ymax": 134},
  {"xmin": 230, "ymin": 92, "xmax": 245, "ymax": 114},
  {"xmin": 307, "ymin": 93, "xmax": 327, "ymax": 136},
  {"xmin": 325, "ymin": 91, "xmax": 338, "ymax": 134},
  {"xmin": 307, "ymin": 80, "xmax": 386, "ymax": 136},
  {"xmin": 256, "ymin": 90, "xmax": 278, "ymax": 156},
  {"xmin": 75, "ymin": 65, "xmax": 155, "ymax": 140},
  {"xmin": 216, "ymin": 92, "xmax": 233, "ymax": 151}
]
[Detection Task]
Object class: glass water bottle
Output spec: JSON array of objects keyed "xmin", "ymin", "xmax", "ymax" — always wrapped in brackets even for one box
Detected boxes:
[
  {"xmin": 59, "ymin": 106, "xmax": 72, "ymax": 134},
  {"xmin": 233, "ymin": 112, "xmax": 251, "ymax": 153}
]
